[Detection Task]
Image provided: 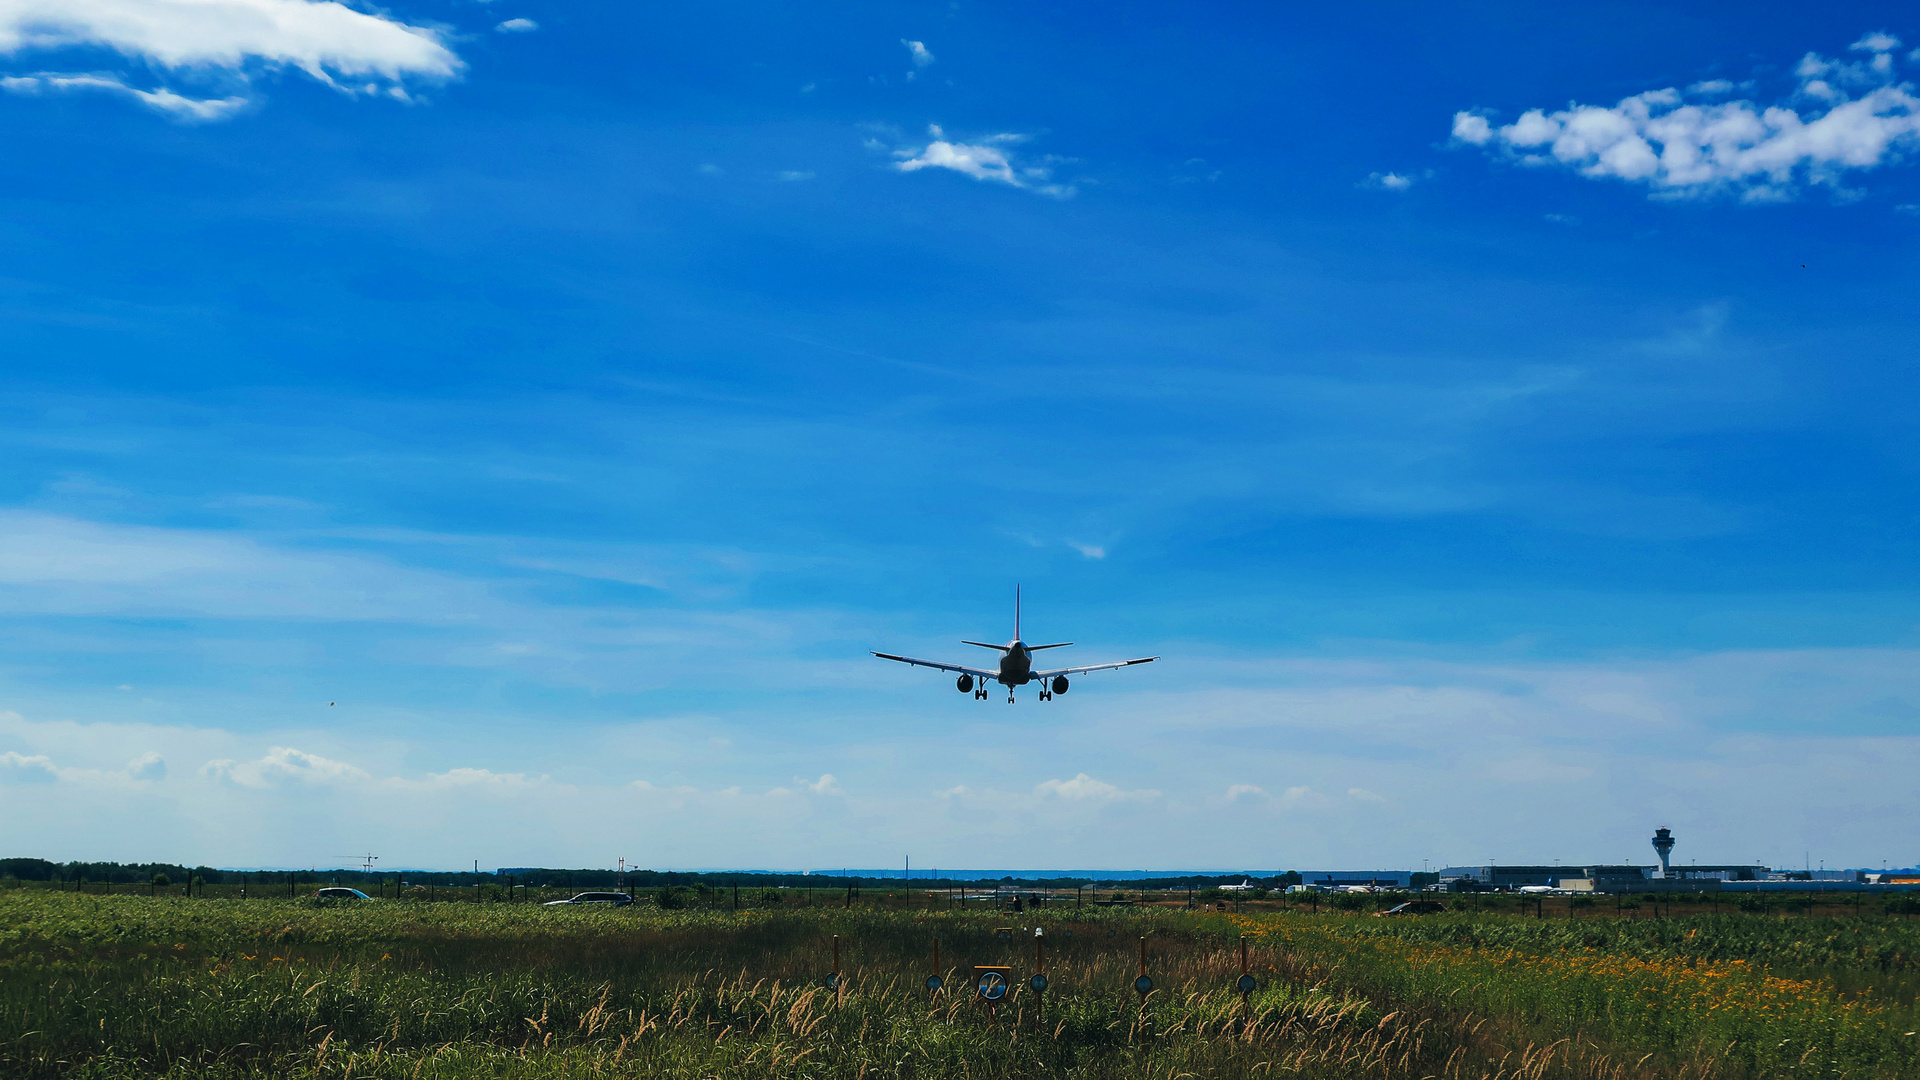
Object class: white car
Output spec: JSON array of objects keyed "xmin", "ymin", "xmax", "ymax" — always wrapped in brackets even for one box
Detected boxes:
[{"xmin": 543, "ymin": 891, "xmax": 634, "ymax": 907}]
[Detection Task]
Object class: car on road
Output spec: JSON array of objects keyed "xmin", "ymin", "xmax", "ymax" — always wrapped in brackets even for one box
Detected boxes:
[
  {"xmin": 543, "ymin": 891, "xmax": 634, "ymax": 907},
  {"xmin": 1375, "ymin": 900, "xmax": 1447, "ymax": 916},
  {"xmin": 315, "ymin": 887, "xmax": 372, "ymax": 900}
]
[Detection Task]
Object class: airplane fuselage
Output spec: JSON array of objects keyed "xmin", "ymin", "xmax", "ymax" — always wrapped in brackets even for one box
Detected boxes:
[{"xmin": 997, "ymin": 641, "xmax": 1033, "ymax": 687}]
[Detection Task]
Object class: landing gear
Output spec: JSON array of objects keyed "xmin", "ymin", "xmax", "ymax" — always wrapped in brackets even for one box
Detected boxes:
[
  {"xmin": 1039, "ymin": 690, "xmax": 1053, "ymax": 701},
  {"xmin": 1007, "ymin": 691, "xmax": 1015, "ymax": 704}
]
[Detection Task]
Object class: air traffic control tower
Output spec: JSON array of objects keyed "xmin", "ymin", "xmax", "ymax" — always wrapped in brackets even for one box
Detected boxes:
[{"xmin": 1651, "ymin": 827, "xmax": 1675, "ymax": 879}]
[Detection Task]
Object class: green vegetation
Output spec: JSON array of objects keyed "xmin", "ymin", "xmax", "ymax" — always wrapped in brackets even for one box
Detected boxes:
[{"xmin": 0, "ymin": 890, "xmax": 1915, "ymax": 1078}]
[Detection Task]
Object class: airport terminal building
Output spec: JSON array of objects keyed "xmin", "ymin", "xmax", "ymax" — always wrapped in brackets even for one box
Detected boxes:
[{"xmin": 1438, "ymin": 864, "xmax": 1768, "ymax": 893}]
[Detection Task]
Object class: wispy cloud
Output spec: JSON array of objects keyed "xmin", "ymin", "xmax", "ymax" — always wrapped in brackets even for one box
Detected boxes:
[
  {"xmin": 1034, "ymin": 773, "xmax": 1159, "ymax": 801},
  {"xmin": 0, "ymin": 73, "xmax": 248, "ymax": 121},
  {"xmin": 0, "ymin": 0, "xmax": 462, "ymax": 121},
  {"xmin": 495, "ymin": 18, "xmax": 538, "ymax": 34},
  {"xmin": 892, "ymin": 125, "xmax": 1075, "ymax": 197},
  {"xmin": 200, "ymin": 746, "xmax": 370, "ymax": 788},
  {"xmin": 902, "ymin": 40, "xmax": 935, "ymax": 68},
  {"xmin": 0, "ymin": 750, "xmax": 58, "ymax": 784},
  {"xmin": 1452, "ymin": 31, "xmax": 1920, "ymax": 200},
  {"xmin": 1361, "ymin": 171, "xmax": 1417, "ymax": 191}
]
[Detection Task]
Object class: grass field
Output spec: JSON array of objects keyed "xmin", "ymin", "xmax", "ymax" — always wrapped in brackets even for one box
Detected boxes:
[{"xmin": 2, "ymin": 889, "xmax": 1916, "ymax": 1078}]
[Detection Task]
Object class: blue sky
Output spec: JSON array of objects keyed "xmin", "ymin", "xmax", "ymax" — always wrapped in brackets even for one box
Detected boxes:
[{"xmin": 1, "ymin": 1, "xmax": 1917, "ymax": 874}]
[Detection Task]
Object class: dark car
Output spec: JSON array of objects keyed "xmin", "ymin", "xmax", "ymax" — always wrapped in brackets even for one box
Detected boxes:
[
  {"xmin": 1375, "ymin": 900, "xmax": 1446, "ymax": 916},
  {"xmin": 543, "ymin": 891, "xmax": 634, "ymax": 907},
  {"xmin": 315, "ymin": 887, "xmax": 372, "ymax": 900}
]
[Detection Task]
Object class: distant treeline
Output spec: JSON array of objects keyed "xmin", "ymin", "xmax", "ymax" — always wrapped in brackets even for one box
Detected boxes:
[{"xmin": 1, "ymin": 858, "xmax": 1305, "ymax": 891}]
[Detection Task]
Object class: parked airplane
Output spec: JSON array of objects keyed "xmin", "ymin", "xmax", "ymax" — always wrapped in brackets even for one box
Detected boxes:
[
  {"xmin": 872, "ymin": 587, "xmax": 1157, "ymax": 702},
  {"xmin": 1218, "ymin": 879, "xmax": 1260, "ymax": 892}
]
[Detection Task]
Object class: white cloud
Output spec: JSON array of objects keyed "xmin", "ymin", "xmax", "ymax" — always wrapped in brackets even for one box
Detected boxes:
[
  {"xmin": 776, "ymin": 169, "xmax": 816, "ymax": 182},
  {"xmin": 902, "ymin": 39, "xmax": 934, "ymax": 67},
  {"xmin": 892, "ymin": 125, "xmax": 1076, "ymax": 198},
  {"xmin": 1034, "ymin": 772, "xmax": 1159, "ymax": 801},
  {"xmin": 804, "ymin": 773, "xmax": 844, "ymax": 795},
  {"xmin": 201, "ymin": 746, "xmax": 369, "ymax": 787},
  {"xmin": 0, "ymin": 0, "xmax": 462, "ymax": 121},
  {"xmin": 0, "ymin": 750, "xmax": 58, "ymax": 783},
  {"xmin": 417, "ymin": 767, "xmax": 538, "ymax": 787},
  {"xmin": 1452, "ymin": 32, "xmax": 1920, "ymax": 200},
  {"xmin": 1363, "ymin": 171, "xmax": 1415, "ymax": 191},
  {"xmin": 0, "ymin": 72, "xmax": 247, "ymax": 121},
  {"xmin": 1277, "ymin": 785, "xmax": 1330, "ymax": 809},
  {"xmin": 125, "ymin": 752, "xmax": 166, "ymax": 781},
  {"xmin": 1451, "ymin": 112, "xmax": 1493, "ymax": 144},
  {"xmin": 1066, "ymin": 541, "xmax": 1106, "ymax": 559},
  {"xmin": 1346, "ymin": 786, "xmax": 1386, "ymax": 803},
  {"xmin": 1224, "ymin": 783, "xmax": 1265, "ymax": 801},
  {"xmin": 495, "ymin": 18, "xmax": 537, "ymax": 33}
]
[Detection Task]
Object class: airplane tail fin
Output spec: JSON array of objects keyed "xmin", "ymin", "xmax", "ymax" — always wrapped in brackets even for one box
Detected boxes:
[{"xmin": 1015, "ymin": 584, "xmax": 1021, "ymax": 641}]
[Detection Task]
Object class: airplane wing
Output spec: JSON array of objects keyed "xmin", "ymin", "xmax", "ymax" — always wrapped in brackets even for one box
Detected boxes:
[
  {"xmin": 871, "ymin": 652, "xmax": 998, "ymax": 679},
  {"xmin": 1031, "ymin": 656, "xmax": 1158, "ymax": 679}
]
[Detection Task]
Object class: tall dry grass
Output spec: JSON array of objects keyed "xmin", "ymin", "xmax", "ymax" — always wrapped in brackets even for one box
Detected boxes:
[{"xmin": 2, "ymin": 890, "xmax": 1915, "ymax": 1078}]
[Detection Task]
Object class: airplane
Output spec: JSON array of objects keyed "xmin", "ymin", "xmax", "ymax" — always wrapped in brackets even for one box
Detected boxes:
[
  {"xmin": 1218, "ymin": 879, "xmax": 1260, "ymax": 892},
  {"xmin": 872, "ymin": 587, "xmax": 1157, "ymax": 703}
]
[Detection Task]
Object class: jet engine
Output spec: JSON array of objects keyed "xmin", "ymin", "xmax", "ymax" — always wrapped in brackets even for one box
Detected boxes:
[
  {"xmin": 956, "ymin": 674, "xmax": 974, "ymax": 693},
  {"xmin": 1052, "ymin": 676, "xmax": 1069, "ymax": 695}
]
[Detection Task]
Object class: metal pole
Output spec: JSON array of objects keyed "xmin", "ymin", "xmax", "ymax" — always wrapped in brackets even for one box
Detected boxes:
[
  {"xmin": 1240, "ymin": 935, "xmax": 1251, "ymax": 1013},
  {"xmin": 1034, "ymin": 932, "xmax": 1046, "ymax": 1020},
  {"xmin": 833, "ymin": 935, "xmax": 842, "ymax": 1004}
]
